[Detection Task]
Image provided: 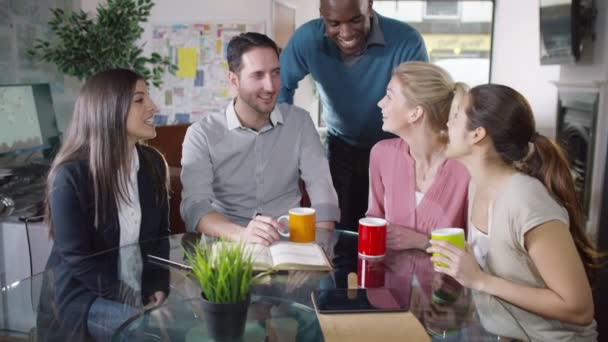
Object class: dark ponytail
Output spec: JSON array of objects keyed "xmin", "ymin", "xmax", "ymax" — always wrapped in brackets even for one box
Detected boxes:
[
  {"xmin": 466, "ymin": 84, "xmax": 605, "ymax": 283},
  {"xmin": 522, "ymin": 135, "xmax": 604, "ymax": 283}
]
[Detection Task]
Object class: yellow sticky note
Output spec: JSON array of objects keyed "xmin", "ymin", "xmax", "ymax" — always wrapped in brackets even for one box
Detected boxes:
[
  {"xmin": 216, "ymin": 40, "xmax": 222, "ymax": 55},
  {"xmin": 177, "ymin": 48, "xmax": 197, "ymax": 78}
]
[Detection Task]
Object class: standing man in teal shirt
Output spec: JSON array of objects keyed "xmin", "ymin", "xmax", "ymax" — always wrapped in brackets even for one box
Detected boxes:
[{"xmin": 278, "ymin": 0, "xmax": 428, "ymax": 231}]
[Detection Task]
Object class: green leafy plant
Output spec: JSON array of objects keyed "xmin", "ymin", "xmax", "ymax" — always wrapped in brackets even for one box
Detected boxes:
[
  {"xmin": 28, "ymin": 0, "xmax": 177, "ymax": 87},
  {"xmin": 185, "ymin": 241, "xmax": 262, "ymax": 304}
]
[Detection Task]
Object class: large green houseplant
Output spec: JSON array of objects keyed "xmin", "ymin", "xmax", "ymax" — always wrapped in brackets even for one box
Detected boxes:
[
  {"xmin": 184, "ymin": 241, "xmax": 260, "ymax": 341},
  {"xmin": 28, "ymin": 0, "xmax": 176, "ymax": 87}
]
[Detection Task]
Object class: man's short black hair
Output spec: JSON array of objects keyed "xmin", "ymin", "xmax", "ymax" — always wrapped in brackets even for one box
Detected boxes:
[{"xmin": 226, "ymin": 32, "xmax": 280, "ymax": 74}]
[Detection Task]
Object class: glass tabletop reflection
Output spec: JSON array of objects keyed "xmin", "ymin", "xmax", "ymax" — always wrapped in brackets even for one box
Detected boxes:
[
  {"xmin": 111, "ymin": 229, "xmax": 498, "ymax": 341},
  {"xmin": 1, "ymin": 229, "xmax": 500, "ymax": 341}
]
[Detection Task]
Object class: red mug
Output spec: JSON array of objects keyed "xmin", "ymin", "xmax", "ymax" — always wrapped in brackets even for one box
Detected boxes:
[
  {"xmin": 357, "ymin": 257, "xmax": 385, "ymax": 288},
  {"xmin": 358, "ymin": 217, "xmax": 387, "ymax": 258}
]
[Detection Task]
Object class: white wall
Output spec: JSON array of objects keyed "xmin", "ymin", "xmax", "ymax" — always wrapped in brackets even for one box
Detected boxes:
[
  {"xmin": 491, "ymin": 0, "xmax": 561, "ymax": 137},
  {"xmin": 80, "ymin": 0, "xmax": 98, "ymax": 13},
  {"xmin": 461, "ymin": 2, "xmax": 494, "ymax": 22},
  {"xmin": 374, "ymin": 2, "xmax": 424, "ymax": 22},
  {"xmin": 84, "ymin": 0, "xmax": 272, "ymax": 25},
  {"xmin": 270, "ymin": 0, "xmax": 320, "ymax": 122},
  {"xmin": 143, "ymin": 0, "xmax": 272, "ymax": 32}
]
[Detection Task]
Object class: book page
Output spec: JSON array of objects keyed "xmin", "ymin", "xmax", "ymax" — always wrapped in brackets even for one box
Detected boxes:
[
  {"xmin": 269, "ymin": 242, "xmax": 328, "ymax": 268},
  {"xmin": 246, "ymin": 243, "xmax": 273, "ymax": 268},
  {"xmin": 211, "ymin": 242, "xmax": 273, "ymax": 269}
]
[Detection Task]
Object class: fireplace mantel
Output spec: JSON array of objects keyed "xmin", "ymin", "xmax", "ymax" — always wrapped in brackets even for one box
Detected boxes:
[
  {"xmin": 551, "ymin": 80, "xmax": 608, "ymax": 90},
  {"xmin": 551, "ymin": 79, "xmax": 608, "ymax": 242}
]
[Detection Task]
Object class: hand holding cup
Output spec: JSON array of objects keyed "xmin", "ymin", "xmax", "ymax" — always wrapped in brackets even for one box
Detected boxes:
[
  {"xmin": 426, "ymin": 229, "xmax": 486, "ymax": 291},
  {"xmin": 429, "ymin": 228, "xmax": 465, "ymax": 267}
]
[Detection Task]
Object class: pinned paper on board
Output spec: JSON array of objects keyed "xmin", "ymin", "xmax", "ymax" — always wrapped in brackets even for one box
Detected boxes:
[
  {"xmin": 216, "ymin": 40, "xmax": 222, "ymax": 55},
  {"xmin": 195, "ymin": 70, "xmax": 205, "ymax": 87},
  {"xmin": 164, "ymin": 90, "xmax": 173, "ymax": 105},
  {"xmin": 177, "ymin": 47, "xmax": 197, "ymax": 78}
]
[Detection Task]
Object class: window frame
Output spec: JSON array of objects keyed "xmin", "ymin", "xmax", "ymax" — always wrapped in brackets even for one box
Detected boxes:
[{"xmin": 423, "ymin": 1, "xmax": 462, "ymax": 20}]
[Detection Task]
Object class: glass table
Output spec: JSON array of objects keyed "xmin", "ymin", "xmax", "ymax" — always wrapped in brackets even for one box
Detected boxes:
[
  {"xmin": 0, "ymin": 229, "xmax": 500, "ymax": 341},
  {"xmin": 0, "ymin": 234, "xmax": 192, "ymax": 341}
]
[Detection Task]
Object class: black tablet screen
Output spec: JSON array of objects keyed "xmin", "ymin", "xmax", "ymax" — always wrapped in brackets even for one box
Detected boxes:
[{"xmin": 313, "ymin": 288, "xmax": 408, "ymax": 314}]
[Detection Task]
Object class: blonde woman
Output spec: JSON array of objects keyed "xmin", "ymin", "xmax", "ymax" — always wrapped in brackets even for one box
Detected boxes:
[
  {"xmin": 369, "ymin": 61, "xmax": 470, "ymax": 250},
  {"xmin": 367, "ymin": 61, "xmax": 470, "ymax": 294}
]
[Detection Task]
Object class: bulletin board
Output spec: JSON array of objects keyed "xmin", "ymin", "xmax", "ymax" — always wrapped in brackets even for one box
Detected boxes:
[{"xmin": 150, "ymin": 22, "xmax": 265, "ymax": 126}]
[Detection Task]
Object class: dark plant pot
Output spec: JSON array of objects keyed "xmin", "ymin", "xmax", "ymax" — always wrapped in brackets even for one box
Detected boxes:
[{"xmin": 200, "ymin": 292, "xmax": 251, "ymax": 341}]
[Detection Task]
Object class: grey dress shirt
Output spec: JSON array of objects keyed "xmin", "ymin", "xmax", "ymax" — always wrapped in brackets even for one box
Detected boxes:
[{"xmin": 180, "ymin": 100, "xmax": 340, "ymax": 232}]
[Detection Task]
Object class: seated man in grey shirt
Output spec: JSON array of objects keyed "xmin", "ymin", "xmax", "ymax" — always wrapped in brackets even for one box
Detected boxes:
[{"xmin": 180, "ymin": 32, "xmax": 340, "ymax": 245}]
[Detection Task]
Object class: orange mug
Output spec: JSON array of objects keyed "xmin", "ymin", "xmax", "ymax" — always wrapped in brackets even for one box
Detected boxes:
[{"xmin": 277, "ymin": 207, "xmax": 316, "ymax": 243}]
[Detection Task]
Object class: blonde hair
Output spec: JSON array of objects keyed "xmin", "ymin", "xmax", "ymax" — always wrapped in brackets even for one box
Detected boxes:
[{"xmin": 392, "ymin": 61, "xmax": 468, "ymax": 136}]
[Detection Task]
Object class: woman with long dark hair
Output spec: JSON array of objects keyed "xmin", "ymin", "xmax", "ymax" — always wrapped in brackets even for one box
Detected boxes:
[
  {"xmin": 39, "ymin": 69, "xmax": 170, "ymax": 341},
  {"xmin": 429, "ymin": 84, "xmax": 602, "ymax": 340}
]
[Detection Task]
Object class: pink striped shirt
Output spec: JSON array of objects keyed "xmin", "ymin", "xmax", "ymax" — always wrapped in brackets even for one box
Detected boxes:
[
  {"xmin": 367, "ymin": 138, "xmax": 470, "ymax": 234},
  {"xmin": 366, "ymin": 138, "xmax": 470, "ymax": 302}
]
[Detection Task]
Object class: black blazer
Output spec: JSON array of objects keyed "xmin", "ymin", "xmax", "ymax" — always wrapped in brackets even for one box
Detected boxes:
[{"xmin": 37, "ymin": 144, "xmax": 171, "ymax": 341}]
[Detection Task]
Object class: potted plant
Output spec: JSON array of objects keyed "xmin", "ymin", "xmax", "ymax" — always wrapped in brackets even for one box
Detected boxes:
[
  {"xmin": 184, "ymin": 241, "xmax": 257, "ymax": 341},
  {"xmin": 28, "ymin": 0, "xmax": 176, "ymax": 87}
]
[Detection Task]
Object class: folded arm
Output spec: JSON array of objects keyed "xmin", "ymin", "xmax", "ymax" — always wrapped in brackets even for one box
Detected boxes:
[{"xmin": 386, "ymin": 224, "xmax": 429, "ymax": 251}]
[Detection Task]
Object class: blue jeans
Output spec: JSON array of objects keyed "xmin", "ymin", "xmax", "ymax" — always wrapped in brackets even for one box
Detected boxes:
[
  {"xmin": 87, "ymin": 297, "xmax": 138, "ymax": 341},
  {"xmin": 326, "ymin": 133, "xmax": 371, "ymax": 232}
]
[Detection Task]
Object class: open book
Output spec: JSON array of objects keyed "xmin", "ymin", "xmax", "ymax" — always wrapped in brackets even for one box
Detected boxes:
[{"xmin": 212, "ymin": 241, "xmax": 333, "ymax": 272}]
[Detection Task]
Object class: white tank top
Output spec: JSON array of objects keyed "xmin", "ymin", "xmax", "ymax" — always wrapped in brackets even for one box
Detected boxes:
[
  {"xmin": 469, "ymin": 222, "xmax": 489, "ymax": 268},
  {"xmin": 415, "ymin": 191, "xmax": 424, "ymax": 207}
]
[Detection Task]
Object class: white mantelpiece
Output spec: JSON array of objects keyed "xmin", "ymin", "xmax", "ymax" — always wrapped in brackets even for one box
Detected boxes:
[{"xmin": 553, "ymin": 80, "xmax": 608, "ymax": 242}]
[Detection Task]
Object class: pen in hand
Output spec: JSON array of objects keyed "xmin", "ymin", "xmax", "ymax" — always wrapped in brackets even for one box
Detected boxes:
[{"xmin": 245, "ymin": 212, "xmax": 282, "ymax": 245}]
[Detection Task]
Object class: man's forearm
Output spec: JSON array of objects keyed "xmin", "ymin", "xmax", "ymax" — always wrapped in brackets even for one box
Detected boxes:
[{"xmin": 197, "ymin": 211, "xmax": 244, "ymax": 241}]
